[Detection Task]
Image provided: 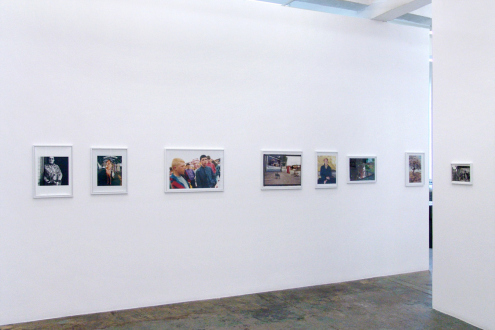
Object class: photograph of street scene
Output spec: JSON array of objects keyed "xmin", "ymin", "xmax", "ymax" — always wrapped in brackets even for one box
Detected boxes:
[
  {"xmin": 349, "ymin": 157, "xmax": 376, "ymax": 183},
  {"xmin": 166, "ymin": 149, "xmax": 223, "ymax": 192},
  {"xmin": 263, "ymin": 153, "xmax": 302, "ymax": 188}
]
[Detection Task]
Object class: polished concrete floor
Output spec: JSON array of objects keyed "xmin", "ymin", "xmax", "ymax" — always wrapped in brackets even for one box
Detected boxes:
[{"xmin": 1, "ymin": 251, "xmax": 479, "ymax": 330}]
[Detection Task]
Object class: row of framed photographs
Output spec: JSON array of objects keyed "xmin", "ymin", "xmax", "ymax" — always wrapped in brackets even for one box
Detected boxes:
[
  {"xmin": 33, "ymin": 146, "xmax": 128, "ymax": 198},
  {"xmin": 32, "ymin": 146, "xmax": 429, "ymax": 198}
]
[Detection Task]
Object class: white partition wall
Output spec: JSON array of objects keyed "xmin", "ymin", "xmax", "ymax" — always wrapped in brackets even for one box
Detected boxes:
[
  {"xmin": 0, "ymin": 0, "xmax": 429, "ymax": 325},
  {"xmin": 432, "ymin": 1, "xmax": 495, "ymax": 329}
]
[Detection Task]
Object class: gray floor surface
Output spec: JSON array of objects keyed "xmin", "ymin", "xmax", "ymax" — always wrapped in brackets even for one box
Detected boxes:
[{"xmin": 1, "ymin": 251, "xmax": 479, "ymax": 330}]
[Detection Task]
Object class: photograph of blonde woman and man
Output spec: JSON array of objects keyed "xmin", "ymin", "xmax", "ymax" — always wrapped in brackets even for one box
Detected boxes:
[
  {"xmin": 262, "ymin": 152, "xmax": 302, "ymax": 189},
  {"xmin": 348, "ymin": 157, "xmax": 376, "ymax": 183},
  {"xmin": 166, "ymin": 149, "xmax": 223, "ymax": 192},
  {"xmin": 316, "ymin": 152, "xmax": 337, "ymax": 188}
]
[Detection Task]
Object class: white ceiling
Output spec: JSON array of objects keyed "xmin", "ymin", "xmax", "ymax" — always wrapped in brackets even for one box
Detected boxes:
[{"xmin": 255, "ymin": 0, "xmax": 432, "ymax": 28}]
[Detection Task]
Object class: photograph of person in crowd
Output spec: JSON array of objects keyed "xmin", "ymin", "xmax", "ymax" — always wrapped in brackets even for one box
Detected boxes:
[
  {"xmin": 170, "ymin": 158, "xmax": 190, "ymax": 189},
  {"xmin": 166, "ymin": 149, "xmax": 223, "ymax": 192},
  {"xmin": 185, "ymin": 163, "xmax": 196, "ymax": 188},
  {"xmin": 195, "ymin": 155, "xmax": 217, "ymax": 188}
]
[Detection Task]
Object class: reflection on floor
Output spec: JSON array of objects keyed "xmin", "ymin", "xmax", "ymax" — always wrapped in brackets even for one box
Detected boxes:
[{"xmin": 1, "ymin": 268, "xmax": 479, "ymax": 330}]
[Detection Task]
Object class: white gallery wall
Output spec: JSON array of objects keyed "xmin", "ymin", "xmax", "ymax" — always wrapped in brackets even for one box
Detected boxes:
[
  {"xmin": 0, "ymin": 0, "xmax": 429, "ymax": 325},
  {"xmin": 432, "ymin": 0, "xmax": 495, "ymax": 329}
]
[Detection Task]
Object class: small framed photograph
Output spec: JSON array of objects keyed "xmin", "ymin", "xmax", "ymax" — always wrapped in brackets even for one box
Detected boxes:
[
  {"xmin": 165, "ymin": 148, "xmax": 224, "ymax": 192},
  {"xmin": 91, "ymin": 148, "xmax": 128, "ymax": 194},
  {"xmin": 316, "ymin": 151, "xmax": 337, "ymax": 188},
  {"xmin": 33, "ymin": 145, "xmax": 73, "ymax": 198},
  {"xmin": 262, "ymin": 151, "xmax": 302, "ymax": 190},
  {"xmin": 348, "ymin": 156, "xmax": 376, "ymax": 183},
  {"xmin": 405, "ymin": 152, "xmax": 425, "ymax": 186},
  {"xmin": 451, "ymin": 163, "xmax": 472, "ymax": 185}
]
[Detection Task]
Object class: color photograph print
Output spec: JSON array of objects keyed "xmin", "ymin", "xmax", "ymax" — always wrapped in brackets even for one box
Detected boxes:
[
  {"xmin": 451, "ymin": 163, "xmax": 472, "ymax": 185},
  {"xmin": 165, "ymin": 149, "xmax": 224, "ymax": 192},
  {"xmin": 33, "ymin": 145, "xmax": 73, "ymax": 198},
  {"xmin": 316, "ymin": 152, "xmax": 337, "ymax": 188},
  {"xmin": 406, "ymin": 152, "xmax": 425, "ymax": 186},
  {"xmin": 262, "ymin": 151, "xmax": 302, "ymax": 190},
  {"xmin": 348, "ymin": 156, "xmax": 376, "ymax": 183},
  {"xmin": 91, "ymin": 148, "xmax": 128, "ymax": 194}
]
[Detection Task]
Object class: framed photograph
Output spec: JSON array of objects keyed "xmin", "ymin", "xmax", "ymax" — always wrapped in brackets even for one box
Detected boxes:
[
  {"xmin": 451, "ymin": 163, "xmax": 472, "ymax": 185},
  {"xmin": 165, "ymin": 149, "xmax": 224, "ymax": 192},
  {"xmin": 262, "ymin": 151, "xmax": 302, "ymax": 190},
  {"xmin": 348, "ymin": 156, "xmax": 376, "ymax": 183},
  {"xmin": 91, "ymin": 148, "xmax": 128, "ymax": 194},
  {"xmin": 316, "ymin": 151, "xmax": 337, "ymax": 188},
  {"xmin": 405, "ymin": 152, "xmax": 425, "ymax": 186},
  {"xmin": 33, "ymin": 145, "xmax": 73, "ymax": 198}
]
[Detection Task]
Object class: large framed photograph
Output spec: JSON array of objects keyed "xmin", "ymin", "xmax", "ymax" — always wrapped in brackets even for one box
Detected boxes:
[
  {"xmin": 348, "ymin": 156, "xmax": 376, "ymax": 183},
  {"xmin": 451, "ymin": 163, "xmax": 472, "ymax": 185},
  {"xmin": 406, "ymin": 152, "xmax": 425, "ymax": 186},
  {"xmin": 316, "ymin": 151, "xmax": 337, "ymax": 188},
  {"xmin": 165, "ymin": 149, "xmax": 224, "ymax": 192},
  {"xmin": 33, "ymin": 145, "xmax": 72, "ymax": 198},
  {"xmin": 262, "ymin": 151, "xmax": 302, "ymax": 190},
  {"xmin": 91, "ymin": 148, "xmax": 128, "ymax": 194}
]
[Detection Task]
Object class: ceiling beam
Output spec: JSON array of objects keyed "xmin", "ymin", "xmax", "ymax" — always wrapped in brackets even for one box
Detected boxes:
[{"xmin": 360, "ymin": 0, "xmax": 432, "ymax": 22}]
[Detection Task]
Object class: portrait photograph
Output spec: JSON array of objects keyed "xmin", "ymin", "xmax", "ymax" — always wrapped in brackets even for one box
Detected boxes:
[
  {"xmin": 165, "ymin": 148, "xmax": 224, "ymax": 193},
  {"xmin": 451, "ymin": 163, "xmax": 472, "ymax": 185},
  {"xmin": 91, "ymin": 148, "xmax": 128, "ymax": 194},
  {"xmin": 348, "ymin": 156, "xmax": 376, "ymax": 183},
  {"xmin": 33, "ymin": 145, "xmax": 73, "ymax": 198},
  {"xmin": 406, "ymin": 152, "xmax": 425, "ymax": 186},
  {"xmin": 316, "ymin": 152, "xmax": 337, "ymax": 188},
  {"xmin": 262, "ymin": 151, "xmax": 302, "ymax": 190}
]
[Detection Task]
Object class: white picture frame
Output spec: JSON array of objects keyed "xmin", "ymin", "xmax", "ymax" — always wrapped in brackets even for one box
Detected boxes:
[
  {"xmin": 347, "ymin": 156, "xmax": 376, "ymax": 183},
  {"xmin": 316, "ymin": 151, "xmax": 338, "ymax": 189},
  {"xmin": 91, "ymin": 148, "xmax": 128, "ymax": 194},
  {"xmin": 451, "ymin": 163, "xmax": 472, "ymax": 185},
  {"xmin": 405, "ymin": 152, "xmax": 425, "ymax": 187},
  {"xmin": 165, "ymin": 148, "xmax": 224, "ymax": 192},
  {"xmin": 33, "ymin": 145, "xmax": 73, "ymax": 198},
  {"xmin": 261, "ymin": 151, "xmax": 302, "ymax": 190}
]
